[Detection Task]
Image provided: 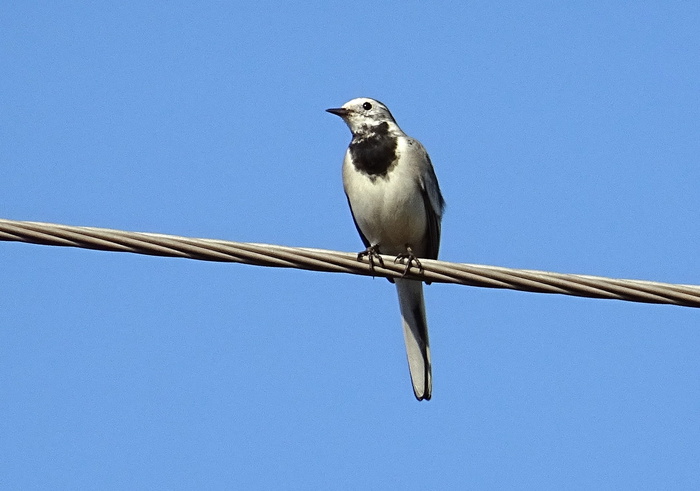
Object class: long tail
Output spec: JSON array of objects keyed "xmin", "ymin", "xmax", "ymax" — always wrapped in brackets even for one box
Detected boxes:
[{"xmin": 395, "ymin": 278, "xmax": 432, "ymax": 400}]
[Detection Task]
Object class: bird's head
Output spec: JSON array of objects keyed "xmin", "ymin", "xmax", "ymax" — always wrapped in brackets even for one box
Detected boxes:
[{"xmin": 326, "ymin": 98, "xmax": 399, "ymax": 135}]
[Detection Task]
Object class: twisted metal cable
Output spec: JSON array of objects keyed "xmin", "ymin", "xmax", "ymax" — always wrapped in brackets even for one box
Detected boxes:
[{"xmin": 1, "ymin": 218, "xmax": 699, "ymax": 308}]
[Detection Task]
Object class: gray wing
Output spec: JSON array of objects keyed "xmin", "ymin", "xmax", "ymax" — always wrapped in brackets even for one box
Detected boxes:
[{"xmin": 418, "ymin": 152, "xmax": 445, "ymax": 261}]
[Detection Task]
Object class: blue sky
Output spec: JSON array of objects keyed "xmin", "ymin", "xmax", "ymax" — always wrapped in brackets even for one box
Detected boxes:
[{"xmin": 1, "ymin": 2, "xmax": 699, "ymax": 488}]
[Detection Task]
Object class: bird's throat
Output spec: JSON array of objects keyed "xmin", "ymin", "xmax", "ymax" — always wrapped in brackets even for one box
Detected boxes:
[{"xmin": 348, "ymin": 122, "xmax": 398, "ymax": 178}]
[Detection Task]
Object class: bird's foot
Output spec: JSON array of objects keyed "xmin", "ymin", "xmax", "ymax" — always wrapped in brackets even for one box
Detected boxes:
[
  {"xmin": 394, "ymin": 246, "xmax": 424, "ymax": 277},
  {"xmin": 357, "ymin": 245, "xmax": 385, "ymax": 276}
]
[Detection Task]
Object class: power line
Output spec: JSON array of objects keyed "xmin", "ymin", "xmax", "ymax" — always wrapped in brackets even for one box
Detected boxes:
[{"xmin": 1, "ymin": 218, "xmax": 698, "ymax": 308}]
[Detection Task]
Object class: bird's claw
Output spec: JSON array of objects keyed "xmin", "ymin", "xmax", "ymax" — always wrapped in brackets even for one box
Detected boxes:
[
  {"xmin": 357, "ymin": 246, "xmax": 384, "ymax": 276},
  {"xmin": 394, "ymin": 247, "xmax": 424, "ymax": 277}
]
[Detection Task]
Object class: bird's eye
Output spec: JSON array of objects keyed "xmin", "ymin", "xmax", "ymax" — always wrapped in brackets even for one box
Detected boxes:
[{"xmin": 362, "ymin": 102, "xmax": 372, "ymax": 110}]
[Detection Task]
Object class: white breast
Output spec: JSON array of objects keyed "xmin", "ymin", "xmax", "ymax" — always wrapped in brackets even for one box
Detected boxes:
[{"xmin": 343, "ymin": 137, "xmax": 428, "ymax": 256}]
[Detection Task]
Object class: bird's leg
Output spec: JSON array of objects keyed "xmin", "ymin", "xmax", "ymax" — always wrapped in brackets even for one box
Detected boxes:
[
  {"xmin": 357, "ymin": 245, "xmax": 385, "ymax": 276},
  {"xmin": 394, "ymin": 245, "xmax": 424, "ymax": 276}
]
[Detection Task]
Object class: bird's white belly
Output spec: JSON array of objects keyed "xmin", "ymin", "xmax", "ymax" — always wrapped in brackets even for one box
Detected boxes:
[{"xmin": 344, "ymin": 164, "xmax": 427, "ymax": 256}]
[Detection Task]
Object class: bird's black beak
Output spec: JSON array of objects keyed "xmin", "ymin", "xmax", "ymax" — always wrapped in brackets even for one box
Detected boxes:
[{"xmin": 326, "ymin": 107, "xmax": 349, "ymax": 117}]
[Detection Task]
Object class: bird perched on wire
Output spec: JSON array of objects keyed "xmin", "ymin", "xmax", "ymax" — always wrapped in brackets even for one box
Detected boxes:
[{"xmin": 327, "ymin": 97, "xmax": 445, "ymax": 400}]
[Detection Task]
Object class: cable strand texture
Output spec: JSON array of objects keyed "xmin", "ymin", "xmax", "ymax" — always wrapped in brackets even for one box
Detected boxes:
[{"xmin": 1, "ymin": 218, "xmax": 698, "ymax": 308}]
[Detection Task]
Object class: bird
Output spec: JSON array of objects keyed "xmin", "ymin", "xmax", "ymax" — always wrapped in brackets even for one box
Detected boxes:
[{"xmin": 326, "ymin": 97, "xmax": 445, "ymax": 400}]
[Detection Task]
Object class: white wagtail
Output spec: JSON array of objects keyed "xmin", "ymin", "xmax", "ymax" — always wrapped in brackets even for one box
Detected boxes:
[{"xmin": 327, "ymin": 97, "xmax": 445, "ymax": 401}]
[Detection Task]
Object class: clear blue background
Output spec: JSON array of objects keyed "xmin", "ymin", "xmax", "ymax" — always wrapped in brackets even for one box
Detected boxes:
[{"xmin": 2, "ymin": 2, "xmax": 699, "ymax": 488}]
